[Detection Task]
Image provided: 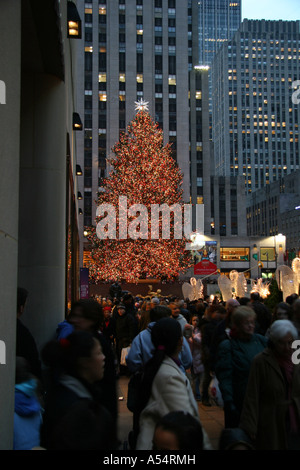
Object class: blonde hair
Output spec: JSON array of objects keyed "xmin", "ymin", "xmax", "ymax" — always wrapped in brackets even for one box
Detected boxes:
[{"xmin": 232, "ymin": 306, "xmax": 256, "ymax": 328}]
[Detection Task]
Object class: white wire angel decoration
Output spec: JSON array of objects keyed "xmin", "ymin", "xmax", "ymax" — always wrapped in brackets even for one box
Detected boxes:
[
  {"xmin": 217, "ymin": 274, "xmax": 233, "ymax": 302},
  {"xmin": 229, "ymin": 270, "xmax": 248, "ymax": 298},
  {"xmin": 182, "ymin": 277, "xmax": 204, "ymax": 301},
  {"xmin": 276, "ymin": 265, "xmax": 298, "ymax": 302},
  {"xmin": 217, "ymin": 270, "xmax": 247, "ymax": 301},
  {"xmin": 292, "ymin": 258, "xmax": 300, "ymax": 290}
]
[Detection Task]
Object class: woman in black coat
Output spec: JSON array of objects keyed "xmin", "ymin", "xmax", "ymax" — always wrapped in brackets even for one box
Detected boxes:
[
  {"xmin": 41, "ymin": 330, "xmax": 118, "ymax": 450},
  {"xmin": 67, "ymin": 299, "xmax": 118, "ymax": 434}
]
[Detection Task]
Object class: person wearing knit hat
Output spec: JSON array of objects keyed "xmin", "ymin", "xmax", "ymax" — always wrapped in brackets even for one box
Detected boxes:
[
  {"xmin": 151, "ymin": 297, "xmax": 160, "ymax": 306},
  {"xmin": 117, "ymin": 303, "xmax": 126, "ymax": 310}
]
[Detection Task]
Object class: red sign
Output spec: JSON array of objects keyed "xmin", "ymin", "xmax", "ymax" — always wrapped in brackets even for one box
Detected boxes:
[{"xmin": 194, "ymin": 259, "xmax": 217, "ymax": 276}]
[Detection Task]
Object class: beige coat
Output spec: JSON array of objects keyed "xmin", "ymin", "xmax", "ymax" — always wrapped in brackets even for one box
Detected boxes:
[
  {"xmin": 136, "ymin": 355, "xmax": 212, "ymax": 450},
  {"xmin": 240, "ymin": 348, "xmax": 300, "ymax": 450}
]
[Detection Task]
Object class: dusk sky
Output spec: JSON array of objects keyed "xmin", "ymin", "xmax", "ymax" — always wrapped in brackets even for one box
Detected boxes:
[{"xmin": 243, "ymin": 0, "xmax": 300, "ymax": 21}]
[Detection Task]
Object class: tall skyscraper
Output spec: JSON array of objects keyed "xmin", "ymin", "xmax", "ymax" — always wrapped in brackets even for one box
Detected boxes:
[
  {"xmin": 212, "ymin": 19, "xmax": 300, "ymax": 194},
  {"xmin": 197, "ymin": 0, "xmax": 242, "ymax": 138},
  {"xmin": 198, "ymin": 0, "xmax": 242, "ymax": 67}
]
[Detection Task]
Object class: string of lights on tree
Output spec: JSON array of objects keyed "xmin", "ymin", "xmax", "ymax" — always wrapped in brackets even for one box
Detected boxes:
[{"xmin": 86, "ymin": 101, "xmax": 193, "ymax": 283}]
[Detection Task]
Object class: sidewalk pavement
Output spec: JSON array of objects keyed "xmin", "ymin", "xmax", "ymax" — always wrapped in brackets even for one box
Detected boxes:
[{"xmin": 116, "ymin": 375, "xmax": 225, "ymax": 450}]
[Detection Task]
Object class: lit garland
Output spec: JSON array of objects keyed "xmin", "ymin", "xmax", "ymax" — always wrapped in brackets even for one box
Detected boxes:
[{"xmin": 86, "ymin": 109, "xmax": 193, "ymax": 283}]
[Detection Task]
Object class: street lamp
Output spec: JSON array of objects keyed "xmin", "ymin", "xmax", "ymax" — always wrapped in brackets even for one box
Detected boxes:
[
  {"xmin": 73, "ymin": 112, "xmax": 83, "ymax": 131},
  {"xmin": 275, "ymin": 233, "xmax": 286, "ymax": 267},
  {"xmin": 76, "ymin": 164, "xmax": 83, "ymax": 176}
]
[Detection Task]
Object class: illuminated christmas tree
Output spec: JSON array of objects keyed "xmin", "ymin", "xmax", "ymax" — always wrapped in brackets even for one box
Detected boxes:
[{"xmin": 86, "ymin": 101, "xmax": 193, "ymax": 283}]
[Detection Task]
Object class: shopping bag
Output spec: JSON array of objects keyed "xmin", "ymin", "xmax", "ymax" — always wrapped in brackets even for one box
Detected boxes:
[
  {"xmin": 208, "ymin": 374, "xmax": 224, "ymax": 407},
  {"xmin": 120, "ymin": 346, "xmax": 131, "ymax": 366}
]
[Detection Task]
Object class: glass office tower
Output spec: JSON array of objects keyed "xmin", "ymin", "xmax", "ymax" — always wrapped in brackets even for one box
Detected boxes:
[
  {"xmin": 212, "ymin": 20, "xmax": 300, "ymax": 194},
  {"xmin": 198, "ymin": 0, "xmax": 242, "ymax": 67}
]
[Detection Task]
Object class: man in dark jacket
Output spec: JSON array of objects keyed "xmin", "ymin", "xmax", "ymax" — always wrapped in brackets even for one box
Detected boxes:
[
  {"xmin": 122, "ymin": 293, "xmax": 139, "ymax": 336},
  {"xmin": 115, "ymin": 304, "xmax": 136, "ymax": 375}
]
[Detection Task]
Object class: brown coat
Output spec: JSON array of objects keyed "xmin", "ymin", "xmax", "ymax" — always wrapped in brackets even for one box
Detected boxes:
[{"xmin": 240, "ymin": 348, "xmax": 300, "ymax": 450}]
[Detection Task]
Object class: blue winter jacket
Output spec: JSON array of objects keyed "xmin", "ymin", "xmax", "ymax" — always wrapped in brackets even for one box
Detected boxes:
[
  {"xmin": 56, "ymin": 320, "xmax": 74, "ymax": 339},
  {"xmin": 126, "ymin": 322, "xmax": 193, "ymax": 373},
  {"xmin": 14, "ymin": 379, "xmax": 43, "ymax": 450}
]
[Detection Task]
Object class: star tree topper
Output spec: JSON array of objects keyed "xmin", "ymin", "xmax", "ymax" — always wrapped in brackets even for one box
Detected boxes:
[{"xmin": 135, "ymin": 99, "xmax": 149, "ymax": 112}]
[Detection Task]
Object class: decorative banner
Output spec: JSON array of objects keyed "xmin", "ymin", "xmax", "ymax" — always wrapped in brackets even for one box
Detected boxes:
[
  {"xmin": 194, "ymin": 259, "xmax": 217, "ymax": 276},
  {"xmin": 193, "ymin": 241, "xmax": 217, "ymax": 264},
  {"xmin": 193, "ymin": 240, "xmax": 217, "ymax": 275},
  {"xmin": 80, "ymin": 268, "xmax": 90, "ymax": 299}
]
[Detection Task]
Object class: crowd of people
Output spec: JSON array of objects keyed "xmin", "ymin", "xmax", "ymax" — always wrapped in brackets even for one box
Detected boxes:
[{"xmin": 14, "ymin": 285, "xmax": 300, "ymax": 451}]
